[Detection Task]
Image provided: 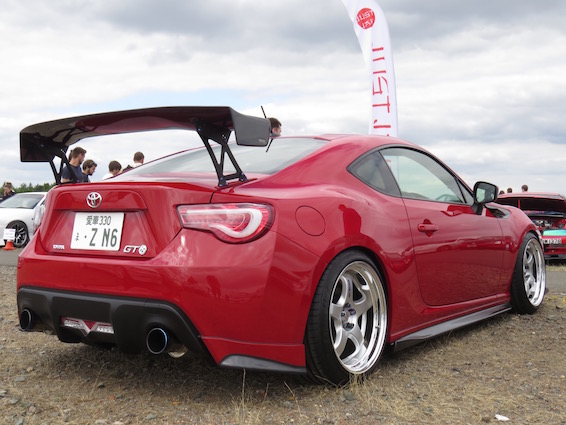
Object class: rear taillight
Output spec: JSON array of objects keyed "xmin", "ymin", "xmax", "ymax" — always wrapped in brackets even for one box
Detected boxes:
[{"xmin": 177, "ymin": 203, "xmax": 273, "ymax": 243}]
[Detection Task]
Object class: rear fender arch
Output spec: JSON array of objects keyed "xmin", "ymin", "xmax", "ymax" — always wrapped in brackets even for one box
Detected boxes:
[{"xmin": 304, "ymin": 241, "xmax": 390, "ymax": 323}]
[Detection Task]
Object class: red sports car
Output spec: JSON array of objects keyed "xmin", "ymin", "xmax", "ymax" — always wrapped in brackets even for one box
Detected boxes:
[
  {"xmin": 497, "ymin": 192, "xmax": 566, "ymax": 260},
  {"xmin": 17, "ymin": 107, "xmax": 546, "ymax": 385}
]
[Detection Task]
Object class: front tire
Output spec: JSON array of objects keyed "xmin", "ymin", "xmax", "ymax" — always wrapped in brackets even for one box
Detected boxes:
[
  {"xmin": 510, "ymin": 233, "xmax": 545, "ymax": 314},
  {"xmin": 305, "ymin": 251, "xmax": 388, "ymax": 385}
]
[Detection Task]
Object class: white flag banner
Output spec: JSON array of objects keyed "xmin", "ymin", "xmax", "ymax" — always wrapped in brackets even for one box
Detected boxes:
[{"xmin": 341, "ymin": 0, "xmax": 398, "ymax": 136}]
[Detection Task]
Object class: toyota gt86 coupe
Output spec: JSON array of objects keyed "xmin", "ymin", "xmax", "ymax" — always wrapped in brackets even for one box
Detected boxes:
[{"xmin": 17, "ymin": 107, "xmax": 546, "ymax": 385}]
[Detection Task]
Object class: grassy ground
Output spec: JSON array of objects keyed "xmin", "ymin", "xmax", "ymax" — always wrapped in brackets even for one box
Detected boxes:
[
  {"xmin": 2, "ymin": 266, "xmax": 565, "ymax": 424},
  {"xmin": 547, "ymin": 260, "xmax": 566, "ymax": 272}
]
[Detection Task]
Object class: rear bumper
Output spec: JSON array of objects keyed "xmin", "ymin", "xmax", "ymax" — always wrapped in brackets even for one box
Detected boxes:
[
  {"xmin": 16, "ymin": 229, "xmax": 319, "ymax": 371},
  {"xmin": 543, "ymin": 246, "xmax": 566, "ymax": 260},
  {"xmin": 17, "ymin": 287, "xmax": 207, "ymax": 355},
  {"xmin": 544, "ymin": 253, "xmax": 566, "ymax": 260}
]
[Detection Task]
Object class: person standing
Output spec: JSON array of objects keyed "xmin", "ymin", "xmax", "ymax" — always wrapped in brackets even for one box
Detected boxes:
[
  {"xmin": 102, "ymin": 161, "xmax": 122, "ymax": 180},
  {"xmin": 61, "ymin": 147, "xmax": 86, "ymax": 183},
  {"xmin": 268, "ymin": 117, "xmax": 282, "ymax": 136},
  {"xmin": 133, "ymin": 151, "xmax": 144, "ymax": 167},
  {"xmin": 81, "ymin": 160, "xmax": 97, "ymax": 182},
  {"xmin": 123, "ymin": 152, "xmax": 145, "ymax": 172},
  {"xmin": 0, "ymin": 182, "xmax": 15, "ymax": 202},
  {"xmin": 521, "ymin": 184, "xmax": 529, "ymax": 192}
]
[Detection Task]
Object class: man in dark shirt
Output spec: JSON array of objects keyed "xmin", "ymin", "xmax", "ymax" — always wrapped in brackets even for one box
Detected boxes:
[
  {"xmin": 61, "ymin": 147, "xmax": 86, "ymax": 183},
  {"xmin": 81, "ymin": 159, "xmax": 97, "ymax": 182}
]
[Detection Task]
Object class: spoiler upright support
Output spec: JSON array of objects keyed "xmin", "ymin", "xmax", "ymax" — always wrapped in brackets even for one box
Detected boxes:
[{"xmin": 195, "ymin": 120, "xmax": 248, "ymax": 187}]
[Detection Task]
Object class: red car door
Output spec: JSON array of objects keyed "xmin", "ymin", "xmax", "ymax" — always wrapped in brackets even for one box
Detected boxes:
[
  {"xmin": 381, "ymin": 147, "xmax": 505, "ymax": 306},
  {"xmin": 403, "ymin": 199, "xmax": 505, "ymax": 305}
]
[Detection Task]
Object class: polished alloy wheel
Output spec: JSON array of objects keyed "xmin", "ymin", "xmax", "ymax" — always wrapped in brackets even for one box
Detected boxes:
[
  {"xmin": 328, "ymin": 261, "xmax": 387, "ymax": 374},
  {"xmin": 522, "ymin": 238, "xmax": 545, "ymax": 307}
]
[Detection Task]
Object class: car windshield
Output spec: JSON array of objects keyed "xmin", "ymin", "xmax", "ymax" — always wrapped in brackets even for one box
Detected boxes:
[
  {"xmin": 0, "ymin": 194, "xmax": 43, "ymax": 209},
  {"xmin": 118, "ymin": 137, "xmax": 327, "ymax": 177}
]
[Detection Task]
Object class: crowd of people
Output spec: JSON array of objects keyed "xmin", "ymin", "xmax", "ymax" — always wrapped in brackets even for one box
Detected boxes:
[
  {"xmin": 58, "ymin": 149, "xmax": 145, "ymax": 184},
  {"xmin": 499, "ymin": 185, "xmax": 529, "ymax": 195}
]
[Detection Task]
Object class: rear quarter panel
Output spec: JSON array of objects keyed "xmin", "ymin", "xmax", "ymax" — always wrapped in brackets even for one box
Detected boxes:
[{"xmin": 212, "ymin": 140, "xmax": 426, "ymax": 340}]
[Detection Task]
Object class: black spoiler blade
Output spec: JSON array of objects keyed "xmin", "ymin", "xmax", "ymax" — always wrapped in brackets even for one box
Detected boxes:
[{"xmin": 20, "ymin": 106, "xmax": 271, "ymax": 162}]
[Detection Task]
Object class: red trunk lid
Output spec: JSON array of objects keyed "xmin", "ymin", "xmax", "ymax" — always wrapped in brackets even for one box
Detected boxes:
[{"xmin": 38, "ymin": 182, "xmax": 216, "ymax": 258}]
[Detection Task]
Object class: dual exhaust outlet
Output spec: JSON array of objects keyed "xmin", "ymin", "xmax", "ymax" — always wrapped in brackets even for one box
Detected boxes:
[{"xmin": 20, "ymin": 309, "xmax": 186, "ymax": 357}]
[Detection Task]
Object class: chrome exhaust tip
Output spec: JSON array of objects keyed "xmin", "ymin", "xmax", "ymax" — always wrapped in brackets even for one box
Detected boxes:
[
  {"xmin": 146, "ymin": 327, "xmax": 169, "ymax": 355},
  {"xmin": 19, "ymin": 309, "xmax": 34, "ymax": 331}
]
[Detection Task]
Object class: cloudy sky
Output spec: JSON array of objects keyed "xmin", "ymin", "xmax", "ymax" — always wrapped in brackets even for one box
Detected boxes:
[{"xmin": 1, "ymin": 0, "xmax": 565, "ymax": 193}]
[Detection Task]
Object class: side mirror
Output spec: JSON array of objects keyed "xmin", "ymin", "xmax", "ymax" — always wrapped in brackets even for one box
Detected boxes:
[{"xmin": 472, "ymin": 181, "xmax": 498, "ymax": 214}]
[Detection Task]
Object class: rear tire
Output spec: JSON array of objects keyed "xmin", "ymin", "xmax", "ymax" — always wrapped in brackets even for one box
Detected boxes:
[
  {"xmin": 305, "ymin": 251, "xmax": 388, "ymax": 385},
  {"xmin": 510, "ymin": 233, "xmax": 545, "ymax": 314},
  {"xmin": 7, "ymin": 221, "xmax": 29, "ymax": 248}
]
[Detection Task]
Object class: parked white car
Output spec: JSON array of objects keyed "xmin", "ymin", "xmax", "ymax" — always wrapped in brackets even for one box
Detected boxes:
[{"xmin": 0, "ymin": 192, "xmax": 47, "ymax": 248}]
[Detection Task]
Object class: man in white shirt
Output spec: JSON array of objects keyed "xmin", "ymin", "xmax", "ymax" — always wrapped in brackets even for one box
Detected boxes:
[
  {"xmin": 133, "ymin": 151, "xmax": 144, "ymax": 167},
  {"xmin": 102, "ymin": 161, "xmax": 122, "ymax": 180}
]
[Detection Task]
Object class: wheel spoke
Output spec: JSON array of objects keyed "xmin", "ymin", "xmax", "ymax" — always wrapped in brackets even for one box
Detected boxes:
[
  {"xmin": 526, "ymin": 284, "xmax": 535, "ymax": 299},
  {"xmin": 329, "ymin": 302, "xmax": 343, "ymax": 320},
  {"xmin": 354, "ymin": 290, "xmax": 374, "ymax": 316},
  {"xmin": 349, "ymin": 325, "xmax": 364, "ymax": 348},
  {"xmin": 341, "ymin": 326, "xmax": 365, "ymax": 364},
  {"xmin": 333, "ymin": 326, "xmax": 348, "ymax": 356},
  {"xmin": 342, "ymin": 275, "xmax": 355, "ymax": 305},
  {"xmin": 525, "ymin": 249, "xmax": 533, "ymax": 266}
]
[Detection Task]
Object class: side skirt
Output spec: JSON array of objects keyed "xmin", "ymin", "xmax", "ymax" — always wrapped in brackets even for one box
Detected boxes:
[
  {"xmin": 220, "ymin": 355, "xmax": 307, "ymax": 374},
  {"xmin": 393, "ymin": 304, "xmax": 512, "ymax": 352}
]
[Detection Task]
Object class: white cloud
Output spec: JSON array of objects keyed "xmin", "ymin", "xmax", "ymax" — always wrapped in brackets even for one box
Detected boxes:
[{"xmin": 1, "ymin": 0, "xmax": 566, "ymax": 196}]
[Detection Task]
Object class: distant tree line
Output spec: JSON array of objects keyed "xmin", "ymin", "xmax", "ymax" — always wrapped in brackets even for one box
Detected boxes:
[{"xmin": 15, "ymin": 182, "xmax": 56, "ymax": 193}]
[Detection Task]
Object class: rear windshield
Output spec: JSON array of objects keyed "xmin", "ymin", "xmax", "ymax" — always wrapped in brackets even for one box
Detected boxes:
[{"xmin": 119, "ymin": 137, "xmax": 327, "ymax": 177}]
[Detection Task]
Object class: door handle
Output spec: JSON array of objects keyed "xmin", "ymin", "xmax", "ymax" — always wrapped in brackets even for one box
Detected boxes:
[{"xmin": 417, "ymin": 223, "xmax": 439, "ymax": 233}]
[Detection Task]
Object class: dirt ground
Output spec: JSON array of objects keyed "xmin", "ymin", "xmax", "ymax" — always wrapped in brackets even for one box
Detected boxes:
[{"xmin": 1, "ymin": 265, "xmax": 565, "ymax": 425}]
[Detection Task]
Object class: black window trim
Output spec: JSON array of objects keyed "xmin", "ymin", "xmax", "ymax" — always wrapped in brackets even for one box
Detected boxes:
[{"xmin": 348, "ymin": 144, "xmax": 474, "ymax": 205}]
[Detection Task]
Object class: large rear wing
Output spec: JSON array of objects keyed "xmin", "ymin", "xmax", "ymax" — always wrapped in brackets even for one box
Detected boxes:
[{"xmin": 20, "ymin": 106, "xmax": 271, "ymax": 186}]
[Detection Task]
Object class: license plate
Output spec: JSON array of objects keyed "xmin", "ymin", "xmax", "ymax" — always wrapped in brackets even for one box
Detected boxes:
[
  {"xmin": 71, "ymin": 212, "xmax": 124, "ymax": 251},
  {"xmin": 543, "ymin": 238, "xmax": 562, "ymax": 245}
]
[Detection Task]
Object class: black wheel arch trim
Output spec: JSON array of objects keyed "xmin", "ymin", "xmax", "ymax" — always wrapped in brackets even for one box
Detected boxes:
[{"xmin": 220, "ymin": 355, "xmax": 307, "ymax": 374}]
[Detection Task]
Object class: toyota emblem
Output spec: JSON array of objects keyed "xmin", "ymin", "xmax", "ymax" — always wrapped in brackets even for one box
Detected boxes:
[{"xmin": 86, "ymin": 192, "xmax": 102, "ymax": 209}]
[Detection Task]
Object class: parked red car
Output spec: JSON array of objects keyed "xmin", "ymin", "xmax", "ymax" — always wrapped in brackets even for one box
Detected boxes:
[
  {"xmin": 497, "ymin": 192, "xmax": 566, "ymax": 260},
  {"xmin": 17, "ymin": 107, "xmax": 546, "ymax": 384}
]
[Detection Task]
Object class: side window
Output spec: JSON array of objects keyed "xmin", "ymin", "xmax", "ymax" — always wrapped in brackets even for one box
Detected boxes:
[
  {"xmin": 381, "ymin": 147, "xmax": 466, "ymax": 203},
  {"xmin": 348, "ymin": 151, "xmax": 401, "ymax": 196}
]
